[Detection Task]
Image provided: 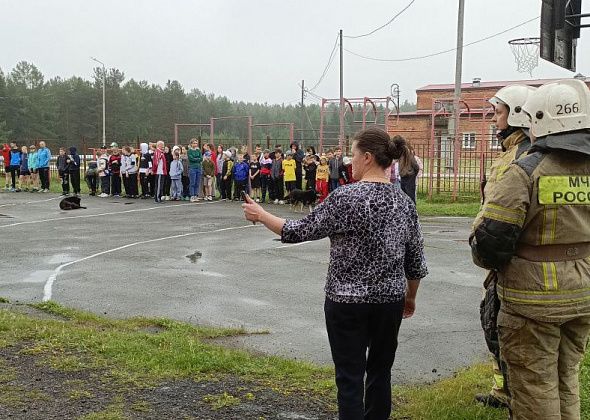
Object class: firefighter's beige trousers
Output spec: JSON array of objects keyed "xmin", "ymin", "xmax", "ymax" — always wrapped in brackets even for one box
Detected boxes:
[{"xmin": 498, "ymin": 308, "xmax": 590, "ymax": 420}]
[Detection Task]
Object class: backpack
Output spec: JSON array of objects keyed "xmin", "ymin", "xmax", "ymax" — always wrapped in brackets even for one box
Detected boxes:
[{"xmin": 233, "ymin": 161, "xmax": 249, "ymax": 182}]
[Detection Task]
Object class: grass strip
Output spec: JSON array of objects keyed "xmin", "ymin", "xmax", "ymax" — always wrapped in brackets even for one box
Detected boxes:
[{"xmin": 1, "ymin": 302, "xmax": 588, "ymax": 418}]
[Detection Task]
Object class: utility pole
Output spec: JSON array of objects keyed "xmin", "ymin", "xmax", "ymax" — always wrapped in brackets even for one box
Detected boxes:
[
  {"xmin": 91, "ymin": 57, "xmax": 106, "ymax": 148},
  {"xmin": 450, "ymin": 0, "xmax": 465, "ymax": 201},
  {"xmin": 300, "ymin": 79, "xmax": 305, "ymax": 143},
  {"xmin": 339, "ymin": 29, "xmax": 344, "ymax": 149}
]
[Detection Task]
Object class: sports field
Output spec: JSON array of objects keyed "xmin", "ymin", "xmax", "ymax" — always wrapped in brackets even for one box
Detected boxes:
[{"xmin": 0, "ymin": 191, "xmax": 487, "ymax": 384}]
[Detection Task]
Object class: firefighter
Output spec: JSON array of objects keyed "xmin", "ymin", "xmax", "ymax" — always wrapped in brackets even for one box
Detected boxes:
[
  {"xmin": 473, "ymin": 84, "xmax": 536, "ymax": 409},
  {"xmin": 470, "ymin": 78, "xmax": 590, "ymax": 419}
]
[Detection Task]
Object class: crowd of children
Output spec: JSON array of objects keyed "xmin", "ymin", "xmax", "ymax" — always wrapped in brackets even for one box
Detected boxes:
[
  {"xmin": 83, "ymin": 140, "xmax": 356, "ymax": 203},
  {"xmin": 2, "ymin": 139, "xmax": 366, "ymax": 203}
]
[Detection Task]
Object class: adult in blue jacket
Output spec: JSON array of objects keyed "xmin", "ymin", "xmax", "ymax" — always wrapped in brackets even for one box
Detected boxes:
[{"xmin": 36, "ymin": 141, "xmax": 52, "ymax": 192}]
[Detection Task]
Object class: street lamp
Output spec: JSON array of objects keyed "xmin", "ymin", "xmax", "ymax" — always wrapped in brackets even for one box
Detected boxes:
[{"xmin": 90, "ymin": 56, "xmax": 106, "ymax": 148}]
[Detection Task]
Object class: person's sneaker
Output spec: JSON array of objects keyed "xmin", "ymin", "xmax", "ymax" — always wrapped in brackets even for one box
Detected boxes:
[
  {"xmin": 474, "ymin": 394, "xmax": 509, "ymax": 409},
  {"xmin": 15, "ymin": 188, "xmax": 21, "ymax": 192},
  {"xmin": 274, "ymin": 199, "xmax": 279, "ymax": 204},
  {"xmin": 98, "ymin": 193, "xmax": 107, "ymax": 198},
  {"xmin": 9, "ymin": 188, "xmax": 15, "ymax": 192},
  {"xmin": 255, "ymin": 198, "xmax": 260, "ymax": 203},
  {"xmin": 279, "ymin": 200, "xmax": 285, "ymax": 205}
]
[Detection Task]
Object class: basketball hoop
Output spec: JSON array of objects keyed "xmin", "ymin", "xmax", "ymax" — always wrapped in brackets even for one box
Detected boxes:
[{"xmin": 509, "ymin": 37, "xmax": 541, "ymax": 77}]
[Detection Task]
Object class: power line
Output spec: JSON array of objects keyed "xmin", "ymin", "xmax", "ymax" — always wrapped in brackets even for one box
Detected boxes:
[
  {"xmin": 303, "ymin": 104, "xmax": 318, "ymax": 140},
  {"xmin": 308, "ymin": 33, "xmax": 340, "ymax": 92},
  {"xmin": 344, "ymin": 15, "xmax": 540, "ymax": 62},
  {"xmin": 304, "ymin": 88, "xmax": 324, "ymax": 101},
  {"xmin": 344, "ymin": 0, "xmax": 416, "ymax": 39}
]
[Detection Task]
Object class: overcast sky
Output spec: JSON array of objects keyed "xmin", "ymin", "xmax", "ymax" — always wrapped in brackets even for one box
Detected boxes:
[{"xmin": 1, "ymin": 0, "xmax": 589, "ymax": 105}]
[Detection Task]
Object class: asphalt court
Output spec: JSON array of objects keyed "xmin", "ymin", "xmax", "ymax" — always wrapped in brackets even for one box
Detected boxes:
[{"xmin": 0, "ymin": 192, "xmax": 488, "ymax": 384}]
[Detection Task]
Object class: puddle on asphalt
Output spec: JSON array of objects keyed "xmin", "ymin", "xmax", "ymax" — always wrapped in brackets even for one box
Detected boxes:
[
  {"xmin": 0, "ymin": 213, "xmax": 14, "ymax": 218},
  {"xmin": 186, "ymin": 250, "xmax": 202, "ymax": 263},
  {"xmin": 198, "ymin": 271, "xmax": 226, "ymax": 278},
  {"xmin": 21, "ymin": 270, "xmax": 55, "ymax": 283},
  {"xmin": 45, "ymin": 253, "xmax": 77, "ymax": 264},
  {"xmin": 240, "ymin": 297, "xmax": 270, "ymax": 307}
]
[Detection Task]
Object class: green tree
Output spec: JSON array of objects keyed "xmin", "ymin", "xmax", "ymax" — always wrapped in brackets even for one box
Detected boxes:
[{"xmin": 0, "ymin": 69, "xmax": 12, "ymax": 142}]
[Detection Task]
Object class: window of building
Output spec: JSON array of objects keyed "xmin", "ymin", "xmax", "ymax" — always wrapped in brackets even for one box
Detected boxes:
[
  {"xmin": 489, "ymin": 125, "xmax": 501, "ymax": 149},
  {"xmin": 462, "ymin": 132, "xmax": 476, "ymax": 149}
]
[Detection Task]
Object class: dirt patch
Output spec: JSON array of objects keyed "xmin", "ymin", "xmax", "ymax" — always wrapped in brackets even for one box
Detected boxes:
[
  {"xmin": 0, "ymin": 303, "xmax": 68, "ymax": 321},
  {"xmin": 0, "ymin": 345, "xmax": 335, "ymax": 419}
]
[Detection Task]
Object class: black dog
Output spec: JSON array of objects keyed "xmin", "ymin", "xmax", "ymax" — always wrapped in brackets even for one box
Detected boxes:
[
  {"xmin": 59, "ymin": 196, "xmax": 86, "ymax": 210},
  {"xmin": 287, "ymin": 189, "xmax": 320, "ymax": 213}
]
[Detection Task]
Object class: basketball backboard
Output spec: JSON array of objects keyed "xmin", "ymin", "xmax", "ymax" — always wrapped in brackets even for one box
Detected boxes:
[{"xmin": 540, "ymin": 0, "xmax": 587, "ymax": 72}]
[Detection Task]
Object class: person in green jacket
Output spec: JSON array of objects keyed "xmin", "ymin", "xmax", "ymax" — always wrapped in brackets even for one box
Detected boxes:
[
  {"xmin": 202, "ymin": 151, "xmax": 215, "ymax": 201},
  {"xmin": 187, "ymin": 138, "xmax": 203, "ymax": 202}
]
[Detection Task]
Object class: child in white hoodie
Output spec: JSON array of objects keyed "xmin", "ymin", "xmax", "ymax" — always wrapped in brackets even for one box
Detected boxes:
[{"xmin": 97, "ymin": 147, "xmax": 110, "ymax": 197}]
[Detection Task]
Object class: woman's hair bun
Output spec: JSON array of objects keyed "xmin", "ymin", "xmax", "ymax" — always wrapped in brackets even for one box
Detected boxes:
[{"xmin": 353, "ymin": 127, "xmax": 406, "ymax": 169}]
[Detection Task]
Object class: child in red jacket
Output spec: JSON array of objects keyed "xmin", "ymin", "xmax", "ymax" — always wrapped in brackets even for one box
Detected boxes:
[{"xmin": 2, "ymin": 143, "xmax": 12, "ymax": 191}]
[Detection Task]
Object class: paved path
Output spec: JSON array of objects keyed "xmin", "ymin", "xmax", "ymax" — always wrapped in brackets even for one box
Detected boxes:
[{"xmin": 0, "ymin": 192, "xmax": 487, "ymax": 384}]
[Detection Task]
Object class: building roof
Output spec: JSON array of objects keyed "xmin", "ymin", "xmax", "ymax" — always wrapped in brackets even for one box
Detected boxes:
[
  {"xmin": 396, "ymin": 107, "xmax": 493, "ymax": 117},
  {"xmin": 398, "ymin": 110, "xmax": 433, "ymax": 116},
  {"xmin": 417, "ymin": 77, "xmax": 589, "ymax": 91}
]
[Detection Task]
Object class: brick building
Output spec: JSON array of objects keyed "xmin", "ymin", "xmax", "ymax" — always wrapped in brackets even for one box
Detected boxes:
[{"xmin": 388, "ymin": 77, "xmax": 590, "ymax": 154}]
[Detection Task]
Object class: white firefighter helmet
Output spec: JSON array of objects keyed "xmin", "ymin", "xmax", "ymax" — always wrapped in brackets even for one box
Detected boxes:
[
  {"xmin": 522, "ymin": 79, "xmax": 590, "ymax": 138},
  {"xmin": 489, "ymin": 84, "xmax": 537, "ymax": 128}
]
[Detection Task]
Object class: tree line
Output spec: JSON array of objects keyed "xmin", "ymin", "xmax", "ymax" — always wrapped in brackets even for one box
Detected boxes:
[{"xmin": 0, "ymin": 61, "xmax": 416, "ymax": 150}]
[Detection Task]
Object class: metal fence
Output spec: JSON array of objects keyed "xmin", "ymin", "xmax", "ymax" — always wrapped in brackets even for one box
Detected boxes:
[{"xmin": 390, "ymin": 97, "xmax": 502, "ymax": 199}]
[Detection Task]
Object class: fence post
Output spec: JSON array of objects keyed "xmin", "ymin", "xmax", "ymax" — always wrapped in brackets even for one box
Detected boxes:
[
  {"xmin": 209, "ymin": 118, "xmax": 215, "ymax": 147},
  {"xmin": 82, "ymin": 137, "xmax": 87, "ymax": 173}
]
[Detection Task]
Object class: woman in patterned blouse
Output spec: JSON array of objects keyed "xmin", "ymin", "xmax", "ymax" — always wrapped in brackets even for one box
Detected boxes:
[{"xmin": 243, "ymin": 127, "xmax": 428, "ymax": 420}]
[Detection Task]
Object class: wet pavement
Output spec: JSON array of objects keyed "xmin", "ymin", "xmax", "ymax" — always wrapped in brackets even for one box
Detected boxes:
[{"xmin": 0, "ymin": 192, "xmax": 488, "ymax": 384}]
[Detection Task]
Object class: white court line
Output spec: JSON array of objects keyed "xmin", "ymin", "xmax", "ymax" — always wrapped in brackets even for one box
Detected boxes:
[
  {"xmin": 0, "ymin": 200, "xmax": 222, "ymax": 229},
  {"xmin": 0, "ymin": 196, "xmax": 61, "ymax": 208},
  {"xmin": 42, "ymin": 224, "xmax": 258, "ymax": 302},
  {"xmin": 274, "ymin": 241, "xmax": 313, "ymax": 249}
]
